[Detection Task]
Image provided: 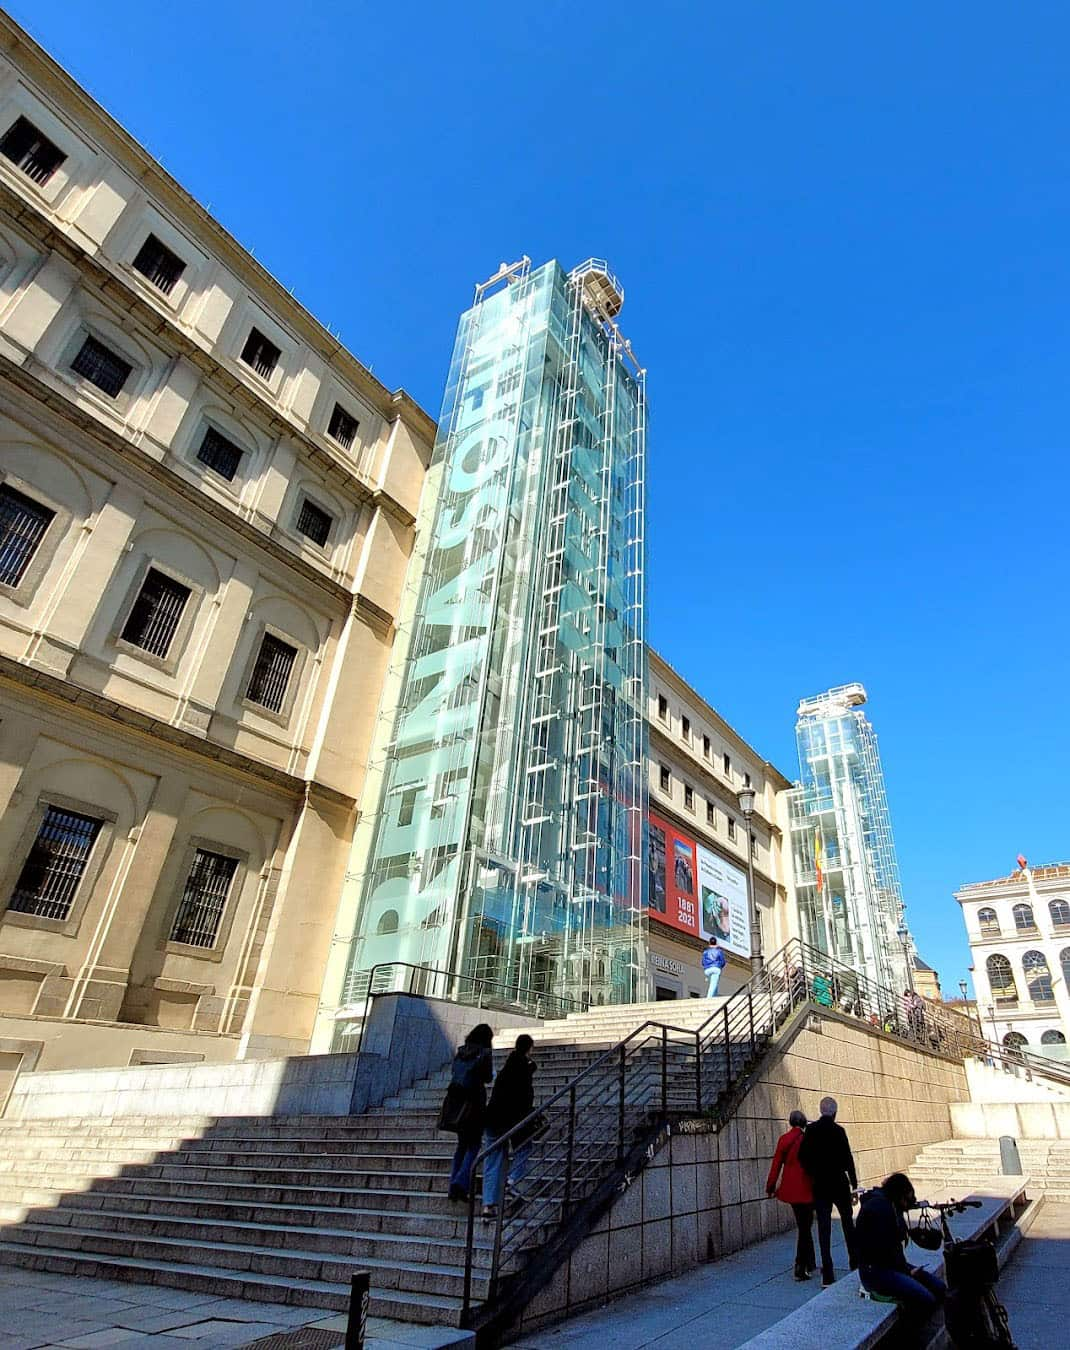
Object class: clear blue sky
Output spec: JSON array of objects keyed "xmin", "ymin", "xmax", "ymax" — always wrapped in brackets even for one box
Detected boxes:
[{"xmin": 16, "ymin": 1, "xmax": 1070, "ymax": 994}]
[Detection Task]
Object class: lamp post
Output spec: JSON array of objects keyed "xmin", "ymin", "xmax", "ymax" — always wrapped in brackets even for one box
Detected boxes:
[
  {"xmin": 737, "ymin": 786, "xmax": 763, "ymax": 974},
  {"xmin": 958, "ymin": 977, "xmax": 980, "ymax": 1044},
  {"xmin": 897, "ymin": 920, "xmax": 914, "ymax": 993}
]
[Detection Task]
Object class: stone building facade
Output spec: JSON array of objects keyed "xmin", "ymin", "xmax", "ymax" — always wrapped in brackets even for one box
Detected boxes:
[
  {"xmin": 0, "ymin": 13, "xmax": 433, "ymax": 1085},
  {"xmin": 645, "ymin": 650, "xmax": 795, "ymax": 1000}
]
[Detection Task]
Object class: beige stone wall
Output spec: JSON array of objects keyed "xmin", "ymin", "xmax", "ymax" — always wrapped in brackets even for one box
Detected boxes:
[
  {"xmin": 514, "ymin": 1012, "xmax": 968, "ymax": 1337},
  {"xmin": 0, "ymin": 16, "xmax": 434, "ymax": 1077}
]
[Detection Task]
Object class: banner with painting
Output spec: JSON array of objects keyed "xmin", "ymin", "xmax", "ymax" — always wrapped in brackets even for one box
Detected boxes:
[{"xmin": 647, "ymin": 809, "xmax": 750, "ymax": 957}]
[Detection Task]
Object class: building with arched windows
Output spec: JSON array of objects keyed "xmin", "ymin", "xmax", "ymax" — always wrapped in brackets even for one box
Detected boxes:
[{"xmin": 957, "ymin": 862, "xmax": 1070, "ymax": 1057}]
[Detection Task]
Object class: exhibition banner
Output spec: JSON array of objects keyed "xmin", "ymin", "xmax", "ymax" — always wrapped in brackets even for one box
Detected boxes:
[{"xmin": 647, "ymin": 810, "xmax": 751, "ymax": 956}]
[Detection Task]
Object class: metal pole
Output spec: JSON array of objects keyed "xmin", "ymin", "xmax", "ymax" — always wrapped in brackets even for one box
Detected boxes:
[
  {"xmin": 744, "ymin": 808, "xmax": 763, "ymax": 974},
  {"xmin": 345, "ymin": 1271, "xmax": 370, "ymax": 1349}
]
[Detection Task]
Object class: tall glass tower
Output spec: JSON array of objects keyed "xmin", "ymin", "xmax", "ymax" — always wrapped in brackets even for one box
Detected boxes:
[
  {"xmin": 788, "ymin": 683, "xmax": 911, "ymax": 992},
  {"xmin": 318, "ymin": 258, "xmax": 647, "ymax": 1040}
]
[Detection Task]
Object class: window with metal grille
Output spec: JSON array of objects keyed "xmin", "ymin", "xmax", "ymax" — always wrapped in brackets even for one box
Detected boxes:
[
  {"xmin": 168, "ymin": 848, "xmax": 238, "ymax": 948},
  {"xmin": 727, "ymin": 816, "xmax": 736, "ymax": 841},
  {"xmin": 240, "ymin": 327, "xmax": 280, "ymax": 379},
  {"xmin": 120, "ymin": 569, "xmax": 190, "ymax": 658},
  {"xmin": 132, "ymin": 234, "xmax": 186, "ymax": 295},
  {"xmin": 0, "ymin": 485, "xmax": 54, "ymax": 587},
  {"xmin": 296, "ymin": 498, "xmax": 332, "ymax": 547},
  {"xmin": 196, "ymin": 427, "xmax": 242, "ymax": 481},
  {"xmin": 658, "ymin": 764, "xmax": 670, "ymax": 792},
  {"xmin": 0, "ymin": 116, "xmax": 66, "ymax": 185},
  {"xmin": 246, "ymin": 633, "xmax": 297, "ymax": 713},
  {"xmin": 71, "ymin": 335, "xmax": 133, "ymax": 398},
  {"xmin": 706, "ymin": 801, "xmax": 715, "ymax": 826},
  {"xmin": 657, "ymin": 694, "xmax": 668, "ymax": 721},
  {"xmin": 8, "ymin": 806, "xmax": 102, "ymax": 921},
  {"xmin": 684, "ymin": 785, "xmax": 694, "ymax": 810},
  {"xmin": 327, "ymin": 403, "xmax": 358, "ymax": 449}
]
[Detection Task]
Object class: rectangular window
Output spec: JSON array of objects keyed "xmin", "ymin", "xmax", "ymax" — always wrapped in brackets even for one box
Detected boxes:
[
  {"xmin": 0, "ymin": 485, "xmax": 54, "ymax": 587},
  {"xmin": 751, "ymin": 832, "xmax": 758, "ymax": 858},
  {"xmin": 657, "ymin": 694, "xmax": 668, "ymax": 721},
  {"xmin": 727, "ymin": 816, "xmax": 736, "ymax": 841},
  {"xmin": 0, "ymin": 116, "xmax": 65, "ymax": 185},
  {"xmin": 706, "ymin": 802, "xmax": 716, "ymax": 826},
  {"xmin": 684, "ymin": 785, "xmax": 694, "ymax": 810},
  {"xmin": 246, "ymin": 633, "xmax": 297, "ymax": 713},
  {"xmin": 169, "ymin": 848, "xmax": 238, "ymax": 948},
  {"xmin": 8, "ymin": 806, "xmax": 102, "ymax": 921},
  {"xmin": 196, "ymin": 427, "xmax": 243, "ymax": 481},
  {"xmin": 240, "ymin": 328, "xmax": 281, "ymax": 379},
  {"xmin": 296, "ymin": 498, "xmax": 332, "ymax": 547},
  {"xmin": 132, "ymin": 234, "xmax": 186, "ymax": 295},
  {"xmin": 723, "ymin": 752, "xmax": 732, "ymax": 778},
  {"xmin": 744, "ymin": 772, "xmax": 752, "ymax": 788},
  {"xmin": 703, "ymin": 734, "xmax": 711, "ymax": 758},
  {"xmin": 327, "ymin": 403, "xmax": 359, "ymax": 449},
  {"xmin": 659, "ymin": 764, "xmax": 671, "ymax": 792},
  {"xmin": 120, "ymin": 568, "xmax": 190, "ymax": 658},
  {"xmin": 71, "ymin": 335, "xmax": 133, "ymax": 398},
  {"xmin": 681, "ymin": 716, "xmax": 690, "ymax": 741}
]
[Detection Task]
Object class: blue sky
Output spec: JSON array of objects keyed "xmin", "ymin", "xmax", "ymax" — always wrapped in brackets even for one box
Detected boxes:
[{"xmin": 16, "ymin": 1, "xmax": 1070, "ymax": 994}]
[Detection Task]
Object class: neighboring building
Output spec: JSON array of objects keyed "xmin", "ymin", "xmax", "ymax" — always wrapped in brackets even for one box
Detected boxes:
[
  {"xmin": 0, "ymin": 14, "xmax": 434, "ymax": 1077},
  {"xmin": 957, "ymin": 862, "xmax": 1070, "ymax": 1058},
  {"xmin": 316, "ymin": 256, "xmax": 648, "ymax": 1045},
  {"xmin": 645, "ymin": 651, "xmax": 795, "ymax": 999},
  {"xmin": 912, "ymin": 956, "xmax": 942, "ymax": 1001},
  {"xmin": 788, "ymin": 683, "xmax": 912, "ymax": 992}
]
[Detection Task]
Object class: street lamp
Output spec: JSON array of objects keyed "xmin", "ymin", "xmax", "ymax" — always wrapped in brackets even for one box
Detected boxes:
[
  {"xmin": 737, "ymin": 786, "xmax": 763, "ymax": 974},
  {"xmin": 896, "ymin": 920, "xmax": 914, "ymax": 993}
]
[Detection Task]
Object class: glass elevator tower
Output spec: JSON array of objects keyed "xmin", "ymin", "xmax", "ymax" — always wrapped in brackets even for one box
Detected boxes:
[
  {"xmin": 788, "ymin": 683, "xmax": 912, "ymax": 992},
  {"xmin": 319, "ymin": 258, "xmax": 648, "ymax": 1040}
]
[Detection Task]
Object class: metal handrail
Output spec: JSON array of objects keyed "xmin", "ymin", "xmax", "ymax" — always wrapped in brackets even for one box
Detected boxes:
[
  {"xmin": 349, "ymin": 960, "xmax": 590, "ymax": 1054},
  {"xmin": 459, "ymin": 934, "xmax": 992, "ymax": 1322}
]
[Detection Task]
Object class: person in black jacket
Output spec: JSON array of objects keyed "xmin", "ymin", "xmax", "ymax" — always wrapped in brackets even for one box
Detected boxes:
[
  {"xmin": 440, "ymin": 1023, "xmax": 494, "ymax": 1202},
  {"xmin": 856, "ymin": 1173, "xmax": 946, "ymax": 1321},
  {"xmin": 480, "ymin": 1034, "xmax": 537, "ymax": 1221},
  {"xmin": 798, "ymin": 1096, "xmax": 858, "ymax": 1285}
]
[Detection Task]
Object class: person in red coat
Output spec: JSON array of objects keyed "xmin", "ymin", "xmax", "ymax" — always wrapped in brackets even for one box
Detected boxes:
[{"xmin": 766, "ymin": 1109, "xmax": 816, "ymax": 1281}]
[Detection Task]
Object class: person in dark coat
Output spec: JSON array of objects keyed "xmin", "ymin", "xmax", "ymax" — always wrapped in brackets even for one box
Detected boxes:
[
  {"xmin": 798, "ymin": 1095, "xmax": 858, "ymax": 1285},
  {"xmin": 440, "ymin": 1023, "xmax": 494, "ymax": 1202},
  {"xmin": 856, "ymin": 1173, "xmax": 946, "ymax": 1322},
  {"xmin": 766, "ymin": 1109, "xmax": 816, "ymax": 1281},
  {"xmin": 481, "ymin": 1034, "xmax": 537, "ymax": 1220}
]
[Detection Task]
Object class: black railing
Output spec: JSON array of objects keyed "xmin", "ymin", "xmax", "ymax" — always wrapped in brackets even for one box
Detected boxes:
[
  {"xmin": 460, "ymin": 935, "xmax": 987, "ymax": 1322},
  {"xmin": 348, "ymin": 961, "xmax": 590, "ymax": 1054}
]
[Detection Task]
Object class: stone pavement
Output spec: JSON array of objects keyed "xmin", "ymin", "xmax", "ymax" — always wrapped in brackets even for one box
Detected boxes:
[
  {"xmin": 999, "ymin": 1200, "xmax": 1070, "ymax": 1350},
  {"xmin": 513, "ymin": 1216, "xmax": 853, "ymax": 1349},
  {"xmin": 0, "ymin": 1266, "xmax": 473, "ymax": 1350}
]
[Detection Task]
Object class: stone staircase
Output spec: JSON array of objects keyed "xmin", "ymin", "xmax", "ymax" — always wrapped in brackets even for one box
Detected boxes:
[
  {"xmin": 910, "ymin": 1138, "xmax": 1070, "ymax": 1199},
  {"xmin": 0, "ymin": 997, "xmax": 734, "ymax": 1331}
]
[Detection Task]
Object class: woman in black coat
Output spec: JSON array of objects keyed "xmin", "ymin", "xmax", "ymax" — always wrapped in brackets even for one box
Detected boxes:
[{"xmin": 481, "ymin": 1033, "xmax": 536, "ymax": 1220}]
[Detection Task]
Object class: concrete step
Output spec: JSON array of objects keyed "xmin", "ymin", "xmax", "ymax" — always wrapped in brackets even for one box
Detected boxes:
[{"xmin": 0, "ymin": 1239, "xmax": 465, "ymax": 1323}]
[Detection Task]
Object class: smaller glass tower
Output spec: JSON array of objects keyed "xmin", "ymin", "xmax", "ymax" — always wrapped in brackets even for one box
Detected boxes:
[{"xmin": 789, "ymin": 683, "xmax": 912, "ymax": 991}]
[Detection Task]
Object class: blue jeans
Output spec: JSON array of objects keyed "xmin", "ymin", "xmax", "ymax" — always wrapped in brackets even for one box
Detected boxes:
[
  {"xmin": 449, "ymin": 1130, "xmax": 480, "ymax": 1195},
  {"xmin": 860, "ymin": 1266, "xmax": 947, "ymax": 1322},
  {"xmin": 705, "ymin": 967, "xmax": 722, "ymax": 997},
  {"xmin": 481, "ymin": 1130, "xmax": 532, "ymax": 1207}
]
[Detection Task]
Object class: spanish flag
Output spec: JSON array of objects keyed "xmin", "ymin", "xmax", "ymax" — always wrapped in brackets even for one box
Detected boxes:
[{"xmin": 814, "ymin": 830, "xmax": 824, "ymax": 894}]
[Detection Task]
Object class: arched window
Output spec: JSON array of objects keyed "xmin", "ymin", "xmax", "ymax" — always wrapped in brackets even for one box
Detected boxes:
[
  {"xmin": 1050, "ymin": 898, "xmax": 1070, "ymax": 929},
  {"xmin": 1003, "ymin": 1031, "xmax": 1028, "ymax": 1050},
  {"xmin": 987, "ymin": 953, "xmax": 1017, "ymax": 1003},
  {"xmin": 1022, "ymin": 950, "xmax": 1054, "ymax": 1003},
  {"xmin": 1041, "ymin": 1029, "xmax": 1066, "ymax": 1045},
  {"xmin": 978, "ymin": 907, "xmax": 1000, "ymax": 937},
  {"xmin": 1061, "ymin": 947, "xmax": 1070, "ymax": 990},
  {"xmin": 1013, "ymin": 903, "xmax": 1036, "ymax": 933},
  {"xmin": 376, "ymin": 909, "xmax": 399, "ymax": 936}
]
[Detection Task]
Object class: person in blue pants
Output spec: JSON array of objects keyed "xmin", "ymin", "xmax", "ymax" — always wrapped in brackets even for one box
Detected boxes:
[
  {"xmin": 856, "ymin": 1173, "xmax": 946, "ymax": 1324},
  {"xmin": 481, "ymin": 1034, "xmax": 537, "ymax": 1222},
  {"xmin": 702, "ymin": 937, "xmax": 726, "ymax": 996}
]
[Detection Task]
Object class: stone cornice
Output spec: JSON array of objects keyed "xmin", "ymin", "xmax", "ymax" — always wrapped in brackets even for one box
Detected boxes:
[
  {"xmin": 0, "ymin": 11, "xmax": 435, "ymax": 446},
  {"xmin": 0, "ymin": 654, "xmax": 357, "ymax": 812}
]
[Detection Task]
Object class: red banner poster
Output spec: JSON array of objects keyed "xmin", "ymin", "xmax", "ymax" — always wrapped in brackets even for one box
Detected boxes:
[{"xmin": 647, "ymin": 810, "xmax": 699, "ymax": 936}]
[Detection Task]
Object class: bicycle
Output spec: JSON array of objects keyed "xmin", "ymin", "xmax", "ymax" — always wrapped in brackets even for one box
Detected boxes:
[{"xmin": 910, "ymin": 1198, "xmax": 1017, "ymax": 1349}]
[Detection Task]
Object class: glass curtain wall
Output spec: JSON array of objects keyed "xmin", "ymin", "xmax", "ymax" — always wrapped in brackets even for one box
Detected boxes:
[
  {"xmin": 789, "ymin": 685, "xmax": 910, "ymax": 992},
  {"xmin": 322, "ymin": 259, "xmax": 647, "ymax": 1038}
]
